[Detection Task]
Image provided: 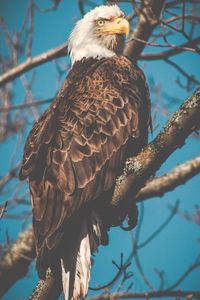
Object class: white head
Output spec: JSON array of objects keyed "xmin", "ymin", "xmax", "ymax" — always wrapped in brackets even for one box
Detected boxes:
[{"xmin": 68, "ymin": 5, "xmax": 130, "ymax": 65}]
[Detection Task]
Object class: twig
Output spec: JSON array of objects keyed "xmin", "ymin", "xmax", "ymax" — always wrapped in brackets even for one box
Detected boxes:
[
  {"xmin": 0, "ymin": 201, "xmax": 8, "ymax": 219},
  {"xmin": 127, "ymin": 36, "xmax": 197, "ymax": 52},
  {"xmin": 134, "ymin": 246, "xmax": 154, "ymax": 290},
  {"xmin": 137, "ymin": 201, "xmax": 179, "ymax": 249},
  {"xmin": 166, "ymin": 255, "xmax": 200, "ymax": 290},
  {"xmin": 89, "ymin": 254, "xmax": 131, "ymax": 291},
  {"xmin": 26, "ymin": 0, "xmax": 34, "ymax": 58},
  {"xmin": 0, "ymin": 164, "xmax": 20, "ymax": 191},
  {"xmin": 0, "ymin": 98, "xmax": 53, "ymax": 112},
  {"xmin": 0, "ymin": 42, "xmax": 68, "ymax": 87},
  {"xmin": 165, "ymin": 58, "xmax": 200, "ymax": 89},
  {"xmin": 78, "ymin": 0, "xmax": 85, "ymax": 16},
  {"xmin": 140, "ymin": 36, "xmax": 200, "ymax": 60},
  {"xmin": 86, "ymin": 290, "xmax": 200, "ymax": 299}
]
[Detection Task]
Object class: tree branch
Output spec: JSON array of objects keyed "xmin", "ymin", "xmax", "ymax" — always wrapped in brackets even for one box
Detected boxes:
[
  {"xmin": 86, "ymin": 290, "xmax": 200, "ymax": 300},
  {"xmin": 0, "ymin": 43, "xmax": 68, "ymax": 87},
  {"xmin": 0, "ymin": 226, "xmax": 35, "ymax": 297},
  {"xmin": 28, "ymin": 268, "xmax": 62, "ymax": 300},
  {"xmin": 123, "ymin": 0, "xmax": 165, "ymax": 59},
  {"xmin": 111, "ymin": 86, "xmax": 200, "ymax": 205},
  {"xmin": 141, "ymin": 36, "xmax": 200, "ymax": 60},
  {"xmin": 0, "ymin": 98, "xmax": 53, "ymax": 112},
  {"xmin": 136, "ymin": 155, "xmax": 200, "ymax": 202}
]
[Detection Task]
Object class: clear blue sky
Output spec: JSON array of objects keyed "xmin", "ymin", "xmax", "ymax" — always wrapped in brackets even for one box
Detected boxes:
[{"xmin": 0, "ymin": 1, "xmax": 200, "ymax": 299}]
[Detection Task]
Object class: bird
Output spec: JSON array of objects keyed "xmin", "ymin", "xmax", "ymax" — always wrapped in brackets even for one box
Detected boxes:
[{"xmin": 19, "ymin": 4, "xmax": 151, "ymax": 300}]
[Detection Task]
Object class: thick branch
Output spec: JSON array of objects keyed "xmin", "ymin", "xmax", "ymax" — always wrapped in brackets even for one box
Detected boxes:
[
  {"xmin": 0, "ymin": 226, "xmax": 35, "ymax": 296},
  {"xmin": 29, "ymin": 268, "xmax": 62, "ymax": 300},
  {"xmin": 87, "ymin": 290, "xmax": 200, "ymax": 300},
  {"xmin": 123, "ymin": 0, "xmax": 165, "ymax": 59},
  {"xmin": 112, "ymin": 86, "xmax": 200, "ymax": 205}
]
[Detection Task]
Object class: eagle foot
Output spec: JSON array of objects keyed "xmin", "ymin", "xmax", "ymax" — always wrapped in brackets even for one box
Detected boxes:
[{"xmin": 120, "ymin": 202, "xmax": 138, "ymax": 231}]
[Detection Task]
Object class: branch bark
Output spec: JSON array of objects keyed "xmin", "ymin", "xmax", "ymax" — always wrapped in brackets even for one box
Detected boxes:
[
  {"xmin": 111, "ymin": 86, "xmax": 200, "ymax": 205},
  {"xmin": 0, "ymin": 226, "xmax": 35, "ymax": 296},
  {"xmin": 136, "ymin": 154, "xmax": 200, "ymax": 202},
  {"xmin": 123, "ymin": 0, "xmax": 165, "ymax": 59},
  {"xmin": 29, "ymin": 268, "xmax": 62, "ymax": 300},
  {"xmin": 86, "ymin": 290, "xmax": 200, "ymax": 299}
]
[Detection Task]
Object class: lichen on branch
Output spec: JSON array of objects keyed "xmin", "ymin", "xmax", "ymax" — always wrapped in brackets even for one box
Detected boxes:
[{"xmin": 112, "ymin": 86, "xmax": 200, "ymax": 205}]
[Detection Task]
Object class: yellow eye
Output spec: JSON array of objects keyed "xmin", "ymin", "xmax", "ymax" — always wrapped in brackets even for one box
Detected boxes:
[{"xmin": 97, "ymin": 19, "xmax": 105, "ymax": 26}]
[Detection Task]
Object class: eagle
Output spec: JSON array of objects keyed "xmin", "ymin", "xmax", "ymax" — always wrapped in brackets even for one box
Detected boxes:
[{"xmin": 20, "ymin": 4, "xmax": 151, "ymax": 300}]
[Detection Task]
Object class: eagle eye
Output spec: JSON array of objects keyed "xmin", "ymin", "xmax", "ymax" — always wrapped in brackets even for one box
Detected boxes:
[{"xmin": 97, "ymin": 19, "xmax": 105, "ymax": 26}]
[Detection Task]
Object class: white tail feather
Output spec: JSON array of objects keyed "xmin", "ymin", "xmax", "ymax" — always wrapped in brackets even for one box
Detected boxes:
[{"xmin": 61, "ymin": 217, "xmax": 92, "ymax": 300}]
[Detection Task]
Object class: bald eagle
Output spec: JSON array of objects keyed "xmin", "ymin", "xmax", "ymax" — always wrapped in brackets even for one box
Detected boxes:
[{"xmin": 20, "ymin": 5, "xmax": 151, "ymax": 300}]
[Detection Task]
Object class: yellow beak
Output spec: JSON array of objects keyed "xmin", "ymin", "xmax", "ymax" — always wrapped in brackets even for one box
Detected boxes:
[{"xmin": 101, "ymin": 17, "xmax": 130, "ymax": 38}]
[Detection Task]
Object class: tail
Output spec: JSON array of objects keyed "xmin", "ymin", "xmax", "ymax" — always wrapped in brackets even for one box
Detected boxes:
[{"xmin": 61, "ymin": 210, "xmax": 105, "ymax": 300}]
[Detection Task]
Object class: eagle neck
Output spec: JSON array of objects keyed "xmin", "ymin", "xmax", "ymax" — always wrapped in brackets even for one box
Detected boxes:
[{"xmin": 69, "ymin": 44, "xmax": 115, "ymax": 65}]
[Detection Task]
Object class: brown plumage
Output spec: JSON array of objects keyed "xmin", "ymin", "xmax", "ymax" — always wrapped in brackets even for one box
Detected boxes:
[{"xmin": 20, "ymin": 54, "xmax": 150, "ymax": 298}]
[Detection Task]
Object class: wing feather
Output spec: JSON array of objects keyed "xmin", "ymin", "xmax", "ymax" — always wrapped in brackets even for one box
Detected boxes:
[{"xmin": 20, "ymin": 56, "xmax": 150, "ymax": 259}]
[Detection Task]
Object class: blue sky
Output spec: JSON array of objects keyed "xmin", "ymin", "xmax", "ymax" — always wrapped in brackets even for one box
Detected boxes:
[{"xmin": 0, "ymin": 1, "xmax": 200, "ymax": 299}]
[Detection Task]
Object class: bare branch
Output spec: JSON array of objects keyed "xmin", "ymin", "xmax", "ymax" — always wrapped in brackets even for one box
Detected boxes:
[
  {"xmin": 166, "ymin": 255, "xmax": 200, "ymax": 290},
  {"xmin": 0, "ymin": 43, "xmax": 68, "ymax": 87},
  {"xmin": 0, "ymin": 226, "xmax": 35, "ymax": 297},
  {"xmin": 86, "ymin": 290, "xmax": 200, "ymax": 299},
  {"xmin": 140, "ymin": 36, "xmax": 200, "ymax": 60},
  {"xmin": 89, "ymin": 254, "xmax": 132, "ymax": 291},
  {"xmin": 136, "ymin": 155, "xmax": 200, "ymax": 202},
  {"xmin": 0, "ymin": 165, "xmax": 20, "ymax": 192},
  {"xmin": 0, "ymin": 201, "xmax": 8, "ymax": 219},
  {"xmin": 26, "ymin": 0, "xmax": 34, "ymax": 58},
  {"xmin": 28, "ymin": 268, "xmax": 62, "ymax": 300},
  {"xmin": 0, "ymin": 98, "xmax": 53, "ymax": 112}
]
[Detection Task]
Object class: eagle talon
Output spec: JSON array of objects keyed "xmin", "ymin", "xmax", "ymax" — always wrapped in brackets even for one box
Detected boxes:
[
  {"xmin": 120, "ymin": 202, "xmax": 138, "ymax": 231},
  {"xmin": 120, "ymin": 223, "xmax": 135, "ymax": 231}
]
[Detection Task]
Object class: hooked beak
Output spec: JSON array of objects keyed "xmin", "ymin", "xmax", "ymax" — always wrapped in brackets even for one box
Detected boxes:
[{"xmin": 100, "ymin": 17, "xmax": 130, "ymax": 38}]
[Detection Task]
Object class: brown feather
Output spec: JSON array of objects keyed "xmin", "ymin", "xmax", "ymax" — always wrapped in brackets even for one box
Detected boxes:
[{"xmin": 20, "ymin": 55, "xmax": 151, "ymax": 276}]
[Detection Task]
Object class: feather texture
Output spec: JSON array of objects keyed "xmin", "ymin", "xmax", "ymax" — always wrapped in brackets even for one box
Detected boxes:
[
  {"xmin": 20, "ymin": 55, "xmax": 150, "ymax": 297},
  {"xmin": 61, "ymin": 218, "xmax": 91, "ymax": 300}
]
